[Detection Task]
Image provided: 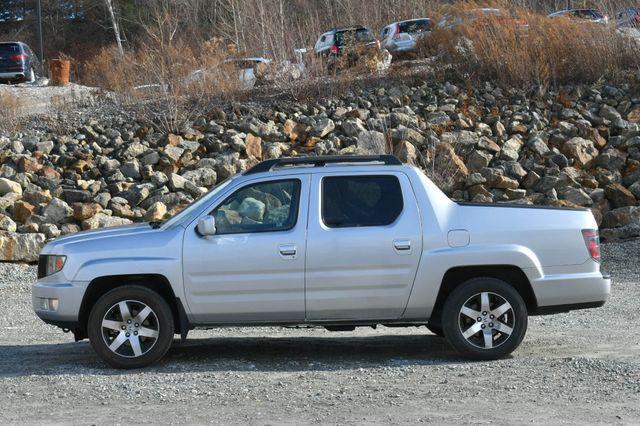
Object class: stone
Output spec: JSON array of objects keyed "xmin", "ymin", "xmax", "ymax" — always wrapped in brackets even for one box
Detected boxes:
[
  {"xmin": 562, "ymin": 137, "xmax": 598, "ymax": 168},
  {"xmin": 82, "ymin": 212, "xmax": 133, "ymax": 230},
  {"xmin": 525, "ymin": 136, "xmax": 550, "ymax": 156},
  {"xmin": 432, "ymin": 142, "xmax": 468, "ymax": 192},
  {"xmin": 500, "ymin": 137, "xmax": 523, "ymax": 162},
  {"xmin": 491, "ymin": 175, "xmax": 519, "ymax": 190},
  {"xmin": 238, "ymin": 197, "xmax": 265, "ymax": 222},
  {"xmin": 558, "ymin": 187, "xmax": 593, "ymax": 206},
  {"xmin": 596, "ymin": 148, "xmax": 627, "ymax": 171},
  {"xmin": 164, "ymin": 145, "xmax": 184, "ymax": 163},
  {"xmin": 40, "ymin": 223, "xmax": 61, "ymax": 239},
  {"xmin": 342, "ymin": 119, "xmax": 367, "ymax": 137},
  {"xmin": 628, "ymin": 181, "xmax": 640, "ymax": 199},
  {"xmin": 0, "ymin": 232, "xmax": 46, "ymax": 261},
  {"xmin": 144, "ymin": 202, "xmax": 168, "ymax": 221},
  {"xmin": 357, "ymin": 131, "xmax": 387, "ymax": 155},
  {"xmin": 120, "ymin": 160, "xmax": 141, "ymax": 179},
  {"xmin": 311, "ymin": 118, "xmax": 335, "ymax": 138},
  {"xmin": 13, "ymin": 200, "xmax": 35, "ymax": 223},
  {"xmin": 181, "ymin": 168, "xmax": 217, "ymax": 187},
  {"xmin": 168, "ymin": 173, "xmax": 188, "ymax": 191},
  {"xmin": 0, "ymin": 214, "xmax": 17, "ymax": 232},
  {"xmin": 393, "ymin": 141, "xmax": 417, "ymax": 165},
  {"xmin": 0, "ymin": 178, "xmax": 22, "ymax": 195},
  {"xmin": 605, "ymin": 183, "xmax": 637, "ymax": 208},
  {"xmin": 73, "ymin": 202, "xmax": 103, "ymax": 221},
  {"xmin": 43, "ymin": 198, "xmax": 73, "ymax": 223},
  {"xmin": 245, "ymin": 134, "xmax": 262, "ymax": 159},
  {"xmin": 467, "ymin": 150, "xmax": 493, "ymax": 171},
  {"xmin": 283, "ymin": 119, "xmax": 307, "ymax": 142}
]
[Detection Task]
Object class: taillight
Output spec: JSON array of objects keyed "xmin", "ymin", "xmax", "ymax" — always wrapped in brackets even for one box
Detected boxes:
[
  {"xmin": 582, "ymin": 229, "xmax": 601, "ymax": 262},
  {"xmin": 9, "ymin": 53, "xmax": 27, "ymax": 61},
  {"xmin": 329, "ymin": 45, "xmax": 339, "ymax": 55}
]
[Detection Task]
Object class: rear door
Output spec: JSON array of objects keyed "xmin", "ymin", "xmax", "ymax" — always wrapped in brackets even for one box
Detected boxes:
[{"xmin": 305, "ymin": 171, "xmax": 423, "ymax": 320}]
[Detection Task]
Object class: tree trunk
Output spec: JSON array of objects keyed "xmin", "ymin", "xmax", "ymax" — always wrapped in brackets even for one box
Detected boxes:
[{"xmin": 105, "ymin": 0, "xmax": 124, "ymax": 56}]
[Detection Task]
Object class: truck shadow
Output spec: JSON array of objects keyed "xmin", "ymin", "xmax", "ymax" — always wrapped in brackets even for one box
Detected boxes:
[{"xmin": 0, "ymin": 334, "xmax": 466, "ymax": 377}]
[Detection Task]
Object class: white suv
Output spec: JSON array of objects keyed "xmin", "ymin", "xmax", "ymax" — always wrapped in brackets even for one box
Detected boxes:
[{"xmin": 33, "ymin": 156, "xmax": 610, "ymax": 368}]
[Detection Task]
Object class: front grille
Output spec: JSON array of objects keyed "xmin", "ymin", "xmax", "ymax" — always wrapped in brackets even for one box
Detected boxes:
[{"xmin": 37, "ymin": 255, "xmax": 48, "ymax": 279}]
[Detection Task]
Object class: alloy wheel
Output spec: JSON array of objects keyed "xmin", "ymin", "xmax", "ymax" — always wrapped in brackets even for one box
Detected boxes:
[
  {"xmin": 458, "ymin": 291, "xmax": 515, "ymax": 350},
  {"xmin": 101, "ymin": 300, "xmax": 160, "ymax": 358}
]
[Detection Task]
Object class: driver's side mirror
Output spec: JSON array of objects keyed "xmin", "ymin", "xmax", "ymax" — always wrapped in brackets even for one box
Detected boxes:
[{"xmin": 196, "ymin": 215, "xmax": 217, "ymax": 236}]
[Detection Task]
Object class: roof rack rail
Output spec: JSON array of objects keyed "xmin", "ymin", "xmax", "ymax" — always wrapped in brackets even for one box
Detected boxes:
[{"xmin": 243, "ymin": 155, "xmax": 402, "ymax": 175}]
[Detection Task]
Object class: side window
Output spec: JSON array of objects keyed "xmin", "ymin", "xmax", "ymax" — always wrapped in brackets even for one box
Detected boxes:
[
  {"xmin": 212, "ymin": 179, "xmax": 301, "ymax": 235},
  {"xmin": 320, "ymin": 35, "xmax": 326, "ymax": 43},
  {"xmin": 381, "ymin": 27, "xmax": 390, "ymax": 39},
  {"xmin": 322, "ymin": 175, "xmax": 403, "ymax": 228}
]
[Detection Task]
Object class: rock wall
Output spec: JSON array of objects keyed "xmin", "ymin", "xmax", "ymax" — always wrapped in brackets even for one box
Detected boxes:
[{"xmin": 1, "ymin": 80, "xmax": 640, "ymax": 261}]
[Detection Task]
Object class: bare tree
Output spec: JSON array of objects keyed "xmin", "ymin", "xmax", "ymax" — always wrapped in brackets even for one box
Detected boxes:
[{"xmin": 105, "ymin": 0, "xmax": 124, "ymax": 56}]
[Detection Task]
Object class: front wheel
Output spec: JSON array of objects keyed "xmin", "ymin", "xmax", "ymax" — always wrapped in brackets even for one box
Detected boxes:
[
  {"xmin": 442, "ymin": 278, "xmax": 527, "ymax": 360},
  {"xmin": 88, "ymin": 285, "xmax": 174, "ymax": 369}
]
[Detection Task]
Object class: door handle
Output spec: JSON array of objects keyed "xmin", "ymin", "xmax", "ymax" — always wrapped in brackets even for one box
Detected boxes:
[
  {"xmin": 279, "ymin": 244, "xmax": 297, "ymax": 258},
  {"xmin": 393, "ymin": 239, "xmax": 412, "ymax": 251}
]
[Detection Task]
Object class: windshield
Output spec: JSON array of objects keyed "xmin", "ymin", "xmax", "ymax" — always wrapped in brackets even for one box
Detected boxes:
[
  {"xmin": 161, "ymin": 177, "xmax": 235, "ymax": 228},
  {"xmin": 0, "ymin": 44, "xmax": 20, "ymax": 54}
]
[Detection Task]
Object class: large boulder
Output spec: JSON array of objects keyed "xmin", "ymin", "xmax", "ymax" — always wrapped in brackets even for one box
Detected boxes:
[{"xmin": 0, "ymin": 232, "xmax": 46, "ymax": 262}]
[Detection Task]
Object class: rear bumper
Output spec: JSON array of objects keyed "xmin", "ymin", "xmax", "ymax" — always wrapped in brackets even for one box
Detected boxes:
[
  {"xmin": 0, "ymin": 71, "xmax": 25, "ymax": 79},
  {"xmin": 531, "ymin": 271, "xmax": 611, "ymax": 313}
]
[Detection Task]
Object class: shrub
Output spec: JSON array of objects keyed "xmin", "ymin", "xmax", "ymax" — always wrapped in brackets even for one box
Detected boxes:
[{"xmin": 419, "ymin": 2, "xmax": 640, "ymax": 89}]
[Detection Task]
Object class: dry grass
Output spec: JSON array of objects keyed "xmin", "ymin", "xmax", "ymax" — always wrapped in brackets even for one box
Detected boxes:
[
  {"xmin": 420, "ymin": 1, "xmax": 640, "ymax": 89},
  {"xmin": 82, "ymin": 13, "xmax": 245, "ymax": 133},
  {"xmin": 0, "ymin": 92, "xmax": 23, "ymax": 134}
]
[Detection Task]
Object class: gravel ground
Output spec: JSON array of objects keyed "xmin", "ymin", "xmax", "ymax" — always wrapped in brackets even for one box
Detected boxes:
[{"xmin": 1, "ymin": 240, "xmax": 639, "ymax": 425}]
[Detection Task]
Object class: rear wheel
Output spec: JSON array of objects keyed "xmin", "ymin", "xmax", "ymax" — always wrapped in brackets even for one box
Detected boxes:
[
  {"xmin": 442, "ymin": 278, "xmax": 527, "ymax": 360},
  {"xmin": 88, "ymin": 285, "xmax": 174, "ymax": 369}
]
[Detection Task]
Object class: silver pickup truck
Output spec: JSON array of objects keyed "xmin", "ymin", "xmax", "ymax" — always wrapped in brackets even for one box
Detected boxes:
[{"xmin": 33, "ymin": 155, "xmax": 611, "ymax": 368}]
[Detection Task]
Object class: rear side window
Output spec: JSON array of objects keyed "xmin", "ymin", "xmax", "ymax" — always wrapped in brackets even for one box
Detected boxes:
[{"xmin": 322, "ymin": 175, "xmax": 403, "ymax": 228}]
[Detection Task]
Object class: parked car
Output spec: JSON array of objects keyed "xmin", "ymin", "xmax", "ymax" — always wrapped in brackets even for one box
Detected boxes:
[
  {"xmin": 380, "ymin": 18, "xmax": 433, "ymax": 57},
  {"xmin": 437, "ymin": 8, "xmax": 529, "ymax": 32},
  {"xmin": 615, "ymin": 7, "xmax": 640, "ymax": 28},
  {"xmin": 548, "ymin": 9, "xmax": 609, "ymax": 25},
  {"xmin": 33, "ymin": 155, "xmax": 611, "ymax": 368},
  {"xmin": 0, "ymin": 41, "xmax": 37, "ymax": 83},
  {"xmin": 314, "ymin": 26, "xmax": 379, "ymax": 57}
]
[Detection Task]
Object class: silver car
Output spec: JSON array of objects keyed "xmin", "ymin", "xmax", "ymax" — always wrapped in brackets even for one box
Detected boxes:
[
  {"xmin": 380, "ymin": 18, "xmax": 432, "ymax": 57},
  {"xmin": 33, "ymin": 155, "xmax": 611, "ymax": 368}
]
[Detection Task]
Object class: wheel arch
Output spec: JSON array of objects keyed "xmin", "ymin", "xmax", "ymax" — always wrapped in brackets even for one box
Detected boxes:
[
  {"xmin": 77, "ymin": 274, "xmax": 188, "ymax": 340},
  {"xmin": 429, "ymin": 265, "xmax": 537, "ymax": 326}
]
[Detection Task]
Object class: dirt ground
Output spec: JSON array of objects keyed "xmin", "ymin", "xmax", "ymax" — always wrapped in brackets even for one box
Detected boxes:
[{"xmin": 0, "ymin": 240, "xmax": 639, "ymax": 425}]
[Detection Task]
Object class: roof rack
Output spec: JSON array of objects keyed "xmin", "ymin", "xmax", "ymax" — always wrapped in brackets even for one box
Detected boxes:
[{"xmin": 243, "ymin": 155, "xmax": 402, "ymax": 175}]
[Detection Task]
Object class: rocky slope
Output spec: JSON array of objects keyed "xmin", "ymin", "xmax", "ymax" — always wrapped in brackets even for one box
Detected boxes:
[{"xmin": 1, "ymin": 79, "xmax": 640, "ymax": 261}]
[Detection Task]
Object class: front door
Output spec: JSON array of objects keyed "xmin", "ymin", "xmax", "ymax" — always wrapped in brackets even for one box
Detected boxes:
[
  {"xmin": 305, "ymin": 172, "xmax": 423, "ymax": 320},
  {"xmin": 183, "ymin": 175, "xmax": 309, "ymax": 323}
]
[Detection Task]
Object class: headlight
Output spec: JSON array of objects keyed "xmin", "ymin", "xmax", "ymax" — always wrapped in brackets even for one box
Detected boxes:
[{"xmin": 37, "ymin": 255, "xmax": 66, "ymax": 278}]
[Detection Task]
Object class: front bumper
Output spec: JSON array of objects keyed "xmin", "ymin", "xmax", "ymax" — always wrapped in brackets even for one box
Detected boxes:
[
  {"xmin": 531, "ymin": 271, "xmax": 611, "ymax": 313},
  {"xmin": 32, "ymin": 280, "xmax": 88, "ymax": 326}
]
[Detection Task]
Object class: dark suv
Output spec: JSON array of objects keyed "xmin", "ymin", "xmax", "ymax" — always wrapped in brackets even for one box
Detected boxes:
[{"xmin": 0, "ymin": 42, "xmax": 37, "ymax": 83}]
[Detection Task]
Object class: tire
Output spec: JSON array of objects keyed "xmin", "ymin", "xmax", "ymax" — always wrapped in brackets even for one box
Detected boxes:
[
  {"xmin": 426, "ymin": 323, "xmax": 444, "ymax": 337},
  {"xmin": 442, "ymin": 277, "xmax": 527, "ymax": 360},
  {"xmin": 88, "ymin": 285, "xmax": 174, "ymax": 369}
]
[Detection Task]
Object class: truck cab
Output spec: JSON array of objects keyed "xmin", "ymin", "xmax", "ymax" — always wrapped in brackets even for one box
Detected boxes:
[{"xmin": 33, "ymin": 155, "xmax": 611, "ymax": 368}]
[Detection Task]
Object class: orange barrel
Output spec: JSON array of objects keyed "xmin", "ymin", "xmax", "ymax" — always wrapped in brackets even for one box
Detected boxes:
[{"xmin": 49, "ymin": 59, "xmax": 71, "ymax": 86}]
